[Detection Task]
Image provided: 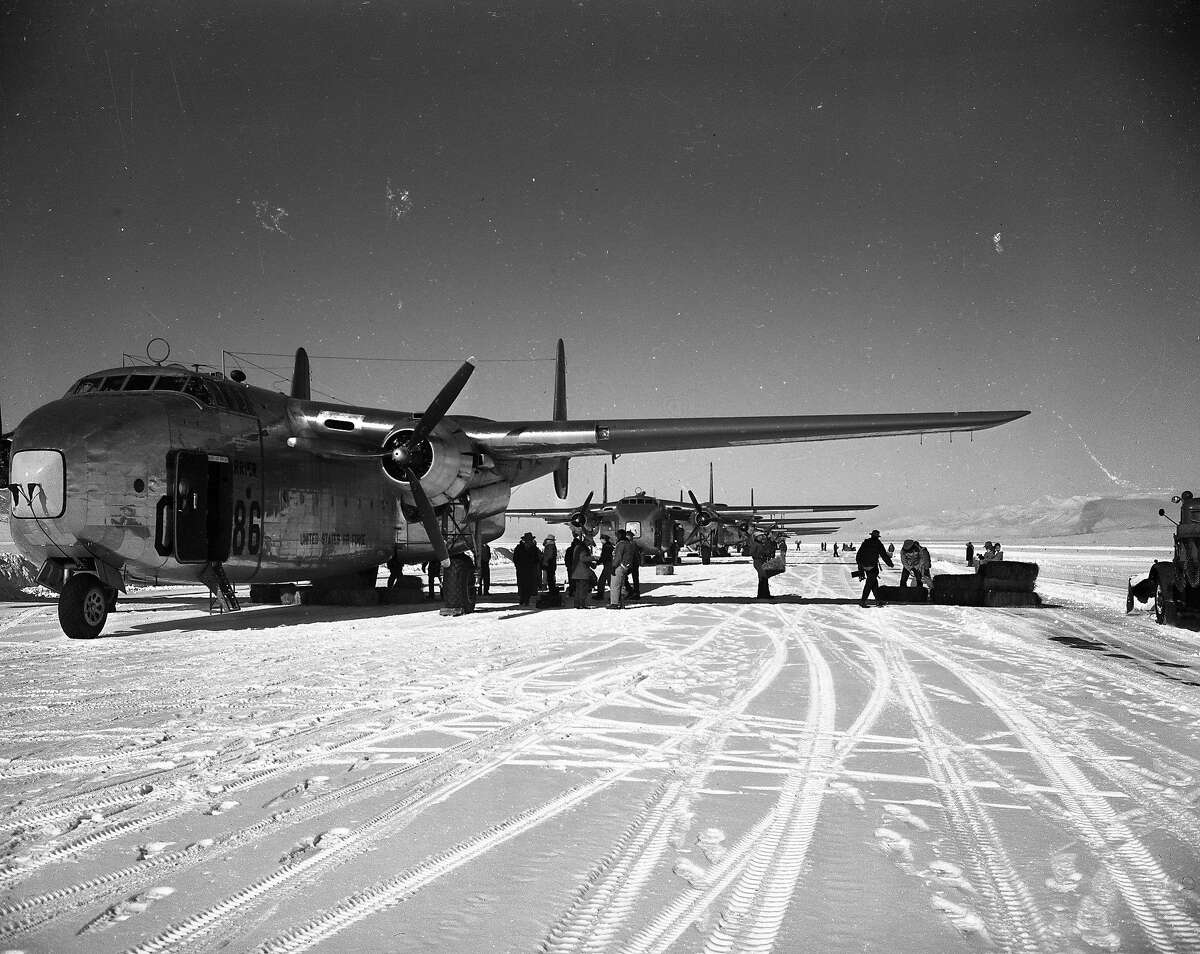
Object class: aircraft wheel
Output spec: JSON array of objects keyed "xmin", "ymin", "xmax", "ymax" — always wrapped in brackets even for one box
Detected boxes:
[
  {"xmin": 59, "ymin": 574, "xmax": 111, "ymax": 639},
  {"xmin": 442, "ymin": 556, "xmax": 476, "ymax": 613}
]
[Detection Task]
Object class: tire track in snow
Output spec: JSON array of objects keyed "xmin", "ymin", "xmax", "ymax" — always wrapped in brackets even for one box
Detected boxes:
[
  {"xmin": 541, "ymin": 609, "xmax": 791, "ymax": 953},
  {"xmin": 618, "ymin": 608, "xmax": 892, "ymax": 954},
  {"xmin": 878, "ymin": 635, "xmax": 1051, "ymax": 953},
  {"xmin": 889, "ymin": 614, "xmax": 1200, "ymax": 954},
  {"xmin": 78, "ymin": 606, "xmax": 755, "ymax": 952}
]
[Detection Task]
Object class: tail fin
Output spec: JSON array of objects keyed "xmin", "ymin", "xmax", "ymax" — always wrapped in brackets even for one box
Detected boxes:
[
  {"xmin": 291, "ymin": 348, "xmax": 311, "ymax": 400},
  {"xmin": 552, "ymin": 338, "xmax": 569, "ymax": 499}
]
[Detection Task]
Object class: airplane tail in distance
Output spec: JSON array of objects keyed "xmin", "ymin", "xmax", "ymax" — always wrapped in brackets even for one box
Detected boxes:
[
  {"xmin": 552, "ymin": 338, "xmax": 569, "ymax": 500},
  {"xmin": 291, "ymin": 348, "xmax": 311, "ymax": 401}
]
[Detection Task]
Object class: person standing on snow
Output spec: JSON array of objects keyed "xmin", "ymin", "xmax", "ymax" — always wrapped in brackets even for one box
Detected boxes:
[
  {"xmin": 966, "ymin": 540, "xmax": 975, "ymax": 566},
  {"xmin": 609, "ymin": 530, "xmax": 638, "ymax": 609},
  {"xmin": 595, "ymin": 534, "xmax": 614, "ymax": 600},
  {"xmin": 569, "ymin": 534, "xmax": 596, "ymax": 609},
  {"xmin": 856, "ymin": 529, "xmax": 894, "ymax": 607},
  {"xmin": 513, "ymin": 533, "xmax": 542, "ymax": 606},
  {"xmin": 541, "ymin": 535, "xmax": 559, "ymax": 594}
]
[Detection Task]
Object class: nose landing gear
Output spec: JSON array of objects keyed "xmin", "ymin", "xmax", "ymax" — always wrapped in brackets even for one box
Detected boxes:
[{"xmin": 59, "ymin": 574, "xmax": 116, "ymax": 639}]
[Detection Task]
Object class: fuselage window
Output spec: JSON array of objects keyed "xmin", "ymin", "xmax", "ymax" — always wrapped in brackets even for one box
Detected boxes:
[
  {"xmin": 99, "ymin": 375, "xmax": 128, "ymax": 392},
  {"xmin": 625, "ymin": 521, "xmax": 642, "ymax": 538},
  {"xmin": 125, "ymin": 374, "xmax": 156, "ymax": 391}
]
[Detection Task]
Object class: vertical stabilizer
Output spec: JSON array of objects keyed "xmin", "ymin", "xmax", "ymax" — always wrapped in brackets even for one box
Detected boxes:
[
  {"xmin": 552, "ymin": 338, "xmax": 569, "ymax": 500},
  {"xmin": 291, "ymin": 348, "xmax": 311, "ymax": 400}
]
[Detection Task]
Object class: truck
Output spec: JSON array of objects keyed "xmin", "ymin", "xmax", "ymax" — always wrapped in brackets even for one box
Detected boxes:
[{"xmin": 1140, "ymin": 490, "xmax": 1200, "ymax": 626}]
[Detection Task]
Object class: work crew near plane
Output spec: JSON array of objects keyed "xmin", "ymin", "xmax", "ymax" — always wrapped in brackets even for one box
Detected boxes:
[{"xmin": 856, "ymin": 529, "xmax": 894, "ymax": 607}]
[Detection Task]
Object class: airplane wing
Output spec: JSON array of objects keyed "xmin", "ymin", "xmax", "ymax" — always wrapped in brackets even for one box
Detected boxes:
[
  {"xmin": 463, "ymin": 410, "xmax": 1028, "ymax": 460},
  {"xmin": 713, "ymin": 504, "xmax": 877, "ymax": 516}
]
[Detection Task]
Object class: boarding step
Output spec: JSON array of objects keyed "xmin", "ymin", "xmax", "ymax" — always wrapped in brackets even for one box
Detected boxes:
[{"xmin": 201, "ymin": 562, "xmax": 242, "ymax": 613}]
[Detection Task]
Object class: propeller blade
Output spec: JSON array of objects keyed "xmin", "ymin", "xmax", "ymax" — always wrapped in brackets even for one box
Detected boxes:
[
  {"xmin": 409, "ymin": 477, "xmax": 450, "ymax": 568},
  {"xmin": 688, "ymin": 490, "xmax": 702, "ymax": 511},
  {"xmin": 408, "ymin": 358, "xmax": 476, "ymax": 449},
  {"xmin": 580, "ymin": 490, "xmax": 594, "ymax": 514}
]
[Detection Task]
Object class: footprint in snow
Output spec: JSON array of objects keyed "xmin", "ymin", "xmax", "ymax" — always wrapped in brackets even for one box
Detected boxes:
[
  {"xmin": 696, "ymin": 827, "xmax": 726, "ymax": 863},
  {"xmin": 882, "ymin": 803, "xmax": 930, "ymax": 831},
  {"xmin": 137, "ymin": 841, "xmax": 175, "ymax": 860},
  {"xmin": 923, "ymin": 859, "xmax": 975, "ymax": 895},
  {"xmin": 78, "ymin": 886, "xmax": 175, "ymax": 934},
  {"xmin": 1045, "ymin": 851, "xmax": 1082, "ymax": 893},
  {"xmin": 673, "ymin": 857, "xmax": 708, "ymax": 888},
  {"xmin": 828, "ymin": 781, "xmax": 865, "ymax": 810},
  {"xmin": 873, "ymin": 827, "xmax": 915, "ymax": 867},
  {"xmin": 931, "ymin": 894, "xmax": 991, "ymax": 943}
]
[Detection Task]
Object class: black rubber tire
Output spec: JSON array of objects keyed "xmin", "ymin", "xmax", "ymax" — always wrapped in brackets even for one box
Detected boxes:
[
  {"xmin": 442, "ymin": 556, "xmax": 476, "ymax": 613},
  {"xmin": 1154, "ymin": 582, "xmax": 1178, "ymax": 626},
  {"xmin": 59, "ymin": 574, "xmax": 111, "ymax": 639}
]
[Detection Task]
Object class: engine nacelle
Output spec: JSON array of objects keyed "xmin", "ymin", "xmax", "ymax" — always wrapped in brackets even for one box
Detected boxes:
[
  {"xmin": 381, "ymin": 419, "xmax": 474, "ymax": 507},
  {"xmin": 465, "ymin": 482, "xmax": 511, "ymax": 520},
  {"xmin": 694, "ymin": 508, "xmax": 715, "ymax": 527}
]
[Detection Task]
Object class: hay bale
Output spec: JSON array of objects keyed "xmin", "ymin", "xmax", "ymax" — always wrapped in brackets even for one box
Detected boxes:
[
  {"xmin": 978, "ymin": 561, "xmax": 1039, "ymax": 592},
  {"xmin": 985, "ymin": 590, "xmax": 1042, "ymax": 608},
  {"xmin": 878, "ymin": 584, "xmax": 927, "ymax": 603},
  {"xmin": 930, "ymin": 573, "xmax": 984, "ymax": 606}
]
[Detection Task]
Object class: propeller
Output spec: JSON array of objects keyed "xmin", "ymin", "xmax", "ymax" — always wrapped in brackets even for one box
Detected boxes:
[
  {"xmin": 297, "ymin": 357, "xmax": 477, "ymax": 567},
  {"xmin": 681, "ymin": 489, "xmax": 716, "ymax": 546},
  {"xmin": 382, "ymin": 358, "xmax": 476, "ymax": 568},
  {"xmin": 569, "ymin": 490, "xmax": 595, "ymax": 529}
]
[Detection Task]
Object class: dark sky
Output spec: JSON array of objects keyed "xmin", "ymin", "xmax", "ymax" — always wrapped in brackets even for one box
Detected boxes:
[{"xmin": 3, "ymin": 1, "xmax": 1199, "ymax": 523}]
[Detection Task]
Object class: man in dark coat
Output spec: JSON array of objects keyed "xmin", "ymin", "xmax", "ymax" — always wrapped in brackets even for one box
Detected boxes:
[
  {"xmin": 595, "ymin": 535, "xmax": 614, "ymax": 599},
  {"xmin": 513, "ymin": 532, "xmax": 542, "ymax": 606},
  {"xmin": 856, "ymin": 529, "xmax": 894, "ymax": 607},
  {"xmin": 966, "ymin": 541, "xmax": 975, "ymax": 566},
  {"xmin": 749, "ymin": 531, "xmax": 779, "ymax": 599}
]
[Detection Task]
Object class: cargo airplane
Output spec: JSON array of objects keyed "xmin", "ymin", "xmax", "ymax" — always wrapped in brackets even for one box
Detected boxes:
[
  {"xmin": 1, "ymin": 339, "xmax": 1027, "ymax": 638},
  {"xmin": 509, "ymin": 464, "xmax": 872, "ymax": 564}
]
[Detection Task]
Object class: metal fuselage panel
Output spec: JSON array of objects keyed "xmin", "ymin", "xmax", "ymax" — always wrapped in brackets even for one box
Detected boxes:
[{"xmin": 9, "ymin": 380, "xmax": 524, "ymax": 586}]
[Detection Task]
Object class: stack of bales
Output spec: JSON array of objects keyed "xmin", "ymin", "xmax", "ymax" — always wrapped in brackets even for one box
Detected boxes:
[{"xmin": 930, "ymin": 561, "xmax": 1040, "ymax": 607}]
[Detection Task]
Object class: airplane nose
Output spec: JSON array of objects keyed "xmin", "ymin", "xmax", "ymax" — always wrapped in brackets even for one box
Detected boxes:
[{"xmin": 9, "ymin": 396, "xmax": 170, "ymax": 561}]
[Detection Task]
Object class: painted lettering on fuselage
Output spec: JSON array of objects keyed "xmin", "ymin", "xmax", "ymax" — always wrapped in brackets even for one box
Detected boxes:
[{"xmin": 300, "ymin": 531, "xmax": 368, "ymax": 547}]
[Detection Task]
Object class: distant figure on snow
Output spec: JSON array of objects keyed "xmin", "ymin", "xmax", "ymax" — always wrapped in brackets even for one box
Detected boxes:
[
  {"xmin": 833, "ymin": 542, "xmax": 839, "ymax": 558},
  {"xmin": 855, "ymin": 529, "xmax": 894, "ymax": 607},
  {"xmin": 966, "ymin": 541, "xmax": 975, "ymax": 566}
]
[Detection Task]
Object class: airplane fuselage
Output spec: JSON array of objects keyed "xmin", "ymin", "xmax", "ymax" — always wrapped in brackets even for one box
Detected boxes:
[{"xmin": 8, "ymin": 366, "xmax": 546, "ymax": 589}]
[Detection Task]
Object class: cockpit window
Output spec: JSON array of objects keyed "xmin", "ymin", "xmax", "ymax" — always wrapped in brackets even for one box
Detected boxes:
[
  {"xmin": 125, "ymin": 374, "xmax": 156, "ymax": 391},
  {"xmin": 183, "ymin": 377, "xmax": 213, "ymax": 404},
  {"xmin": 99, "ymin": 375, "xmax": 128, "ymax": 392},
  {"xmin": 71, "ymin": 378, "xmax": 102, "ymax": 394},
  {"xmin": 155, "ymin": 376, "xmax": 185, "ymax": 391}
]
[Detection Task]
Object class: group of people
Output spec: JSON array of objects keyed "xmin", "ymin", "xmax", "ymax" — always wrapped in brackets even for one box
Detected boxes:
[
  {"xmin": 966, "ymin": 540, "xmax": 1003, "ymax": 566},
  {"xmin": 511, "ymin": 530, "xmax": 642, "ymax": 609}
]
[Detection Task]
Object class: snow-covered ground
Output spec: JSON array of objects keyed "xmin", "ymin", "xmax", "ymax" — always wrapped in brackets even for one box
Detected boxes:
[{"xmin": 1, "ymin": 548, "xmax": 1199, "ymax": 953}]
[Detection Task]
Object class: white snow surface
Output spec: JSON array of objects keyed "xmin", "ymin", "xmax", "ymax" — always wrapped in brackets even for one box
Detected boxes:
[{"xmin": 1, "ymin": 549, "xmax": 1199, "ymax": 953}]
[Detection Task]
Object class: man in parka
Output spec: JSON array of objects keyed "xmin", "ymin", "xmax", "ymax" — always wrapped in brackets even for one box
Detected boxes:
[
  {"xmin": 513, "ymin": 532, "xmax": 542, "ymax": 606},
  {"xmin": 749, "ymin": 531, "xmax": 779, "ymax": 599},
  {"xmin": 856, "ymin": 529, "xmax": 894, "ymax": 607},
  {"xmin": 609, "ymin": 530, "xmax": 638, "ymax": 609},
  {"xmin": 595, "ymin": 534, "xmax": 614, "ymax": 600}
]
